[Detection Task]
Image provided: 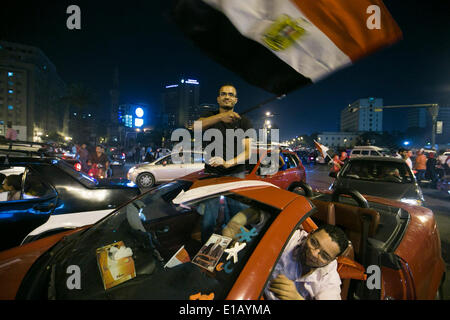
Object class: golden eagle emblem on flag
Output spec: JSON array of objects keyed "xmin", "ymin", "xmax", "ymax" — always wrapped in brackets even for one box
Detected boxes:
[{"xmin": 263, "ymin": 15, "xmax": 307, "ymax": 51}]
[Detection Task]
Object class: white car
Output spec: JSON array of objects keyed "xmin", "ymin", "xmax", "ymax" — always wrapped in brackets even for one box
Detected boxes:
[
  {"xmin": 127, "ymin": 151, "xmax": 205, "ymax": 188},
  {"xmin": 350, "ymin": 146, "xmax": 390, "ymax": 158}
]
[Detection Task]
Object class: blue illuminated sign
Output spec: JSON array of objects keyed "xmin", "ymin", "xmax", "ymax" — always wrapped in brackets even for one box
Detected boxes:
[
  {"xmin": 135, "ymin": 107, "xmax": 144, "ymax": 118},
  {"xmin": 135, "ymin": 118, "xmax": 144, "ymax": 127}
]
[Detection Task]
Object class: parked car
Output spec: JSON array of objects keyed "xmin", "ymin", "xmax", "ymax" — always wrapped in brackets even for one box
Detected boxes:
[
  {"xmin": 0, "ymin": 156, "xmax": 140, "ymax": 251},
  {"xmin": 0, "ymin": 177, "xmax": 444, "ymax": 300},
  {"xmin": 244, "ymin": 149, "xmax": 307, "ymax": 192},
  {"xmin": 329, "ymin": 156, "xmax": 424, "ymax": 206},
  {"xmin": 108, "ymin": 147, "xmax": 126, "ymax": 167},
  {"xmin": 129, "ymin": 148, "xmax": 307, "ymax": 192}
]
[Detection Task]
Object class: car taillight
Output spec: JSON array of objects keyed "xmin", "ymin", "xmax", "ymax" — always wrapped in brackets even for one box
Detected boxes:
[{"xmin": 75, "ymin": 163, "xmax": 82, "ymax": 171}]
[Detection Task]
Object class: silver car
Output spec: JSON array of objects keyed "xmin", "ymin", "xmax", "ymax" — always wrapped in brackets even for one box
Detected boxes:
[{"xmin": 127, "ymin": 151, "xmax": 205, "ymax": 188}]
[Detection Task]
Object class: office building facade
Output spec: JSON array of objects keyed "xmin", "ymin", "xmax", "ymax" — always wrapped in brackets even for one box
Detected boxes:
[
  {"xmin": 0, "ymin": 40, "xmax": 67, "ymax": 141},
  {"xmin": 341, "ymin": 97, "xmax": 383, "ymax": 132},
  {"xmin": 162, "ymin": 78, "xmax": 200, "ymax": 129}
]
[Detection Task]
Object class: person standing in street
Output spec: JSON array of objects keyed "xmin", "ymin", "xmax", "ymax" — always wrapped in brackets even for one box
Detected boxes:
[
  {"xmin": 134, "ymin": 145, "xmax": 141, "ymax": 164},
  {"xmin": 402, "ymin": 149, "xmax": 413, "ymax": 170},
  {"xmin": 414, "ymin": 149, "xmax": 427, "ymax": 183},
  {"xmin": 426, "ymin": 152, "xmax": 438, "ymax": 188},
  {"xmin": 78, "ymin": 143, "xmax": 89, "ymax": 173}
]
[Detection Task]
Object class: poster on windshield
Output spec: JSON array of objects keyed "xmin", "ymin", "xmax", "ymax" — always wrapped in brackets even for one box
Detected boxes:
[
  {"xmin": 96, "ymin": 241, "xmax": 136, "ymax": 290},
  {"xmin": 191, "ymin": 234, "xmax": 232, "ymax": 272}
]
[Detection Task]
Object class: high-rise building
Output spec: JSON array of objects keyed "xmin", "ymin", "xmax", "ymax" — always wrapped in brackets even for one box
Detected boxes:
[
  {"xmin": 341, "ymin": 97, "xmax": 383, "ymax": 132},
  {"xmin": 0, "ymin": 40, "xmax": 67, "ymax": 141},
  {"xmin": 162, "ymin": 78, "xmax": 200, "ymax": 129},
  {"xmin": 407, "ymin": 108, "xmax": 428, "ymax": 129},
  {"xmin": 407, "ymin": 107, "xmax": 449, "ymax": 145}
]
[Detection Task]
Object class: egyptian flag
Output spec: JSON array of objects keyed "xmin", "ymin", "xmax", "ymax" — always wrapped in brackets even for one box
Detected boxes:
[
  {"xmin": 314, "ymin": 139, "xmax": 330, "ymax": 160},
  {"xmin": 172, "ymin": 0, "xmax": 402, "ymax": 95}
]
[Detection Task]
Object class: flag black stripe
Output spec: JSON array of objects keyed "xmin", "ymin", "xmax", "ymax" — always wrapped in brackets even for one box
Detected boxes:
[{"xmin": 172, "ymin": 0, "xmax": 312, "ymax": 95}]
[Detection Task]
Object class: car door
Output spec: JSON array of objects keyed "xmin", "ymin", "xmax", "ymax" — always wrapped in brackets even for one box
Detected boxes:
[
  {"xmin": 253, "ymin": 152, "xmax": 284, "ymax": 185},
  {"xmin": 155, "ymin": 153, "xmax": 187, "ymax": 182},
  {"xmin": 0, "ymin": 166, "xmax": 58, "ymax": 251},
  {"xmin": 282, "ymin": 153, "xmax": 304, "ymax": 185}
]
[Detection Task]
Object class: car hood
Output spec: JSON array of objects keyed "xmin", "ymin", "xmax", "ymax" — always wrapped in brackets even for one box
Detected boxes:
[
  {"xmin": 335, "ymin": 178, "xmax": 420, "ymax": 200},
  {"xmin": 95, "ymin": 178, "xmax": 139, "ymax": 189}
]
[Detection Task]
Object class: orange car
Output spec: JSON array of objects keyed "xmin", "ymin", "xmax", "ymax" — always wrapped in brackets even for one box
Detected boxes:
[{"xmin": 0, "ymin": 176, "xmax": 445, "ymax": 300}]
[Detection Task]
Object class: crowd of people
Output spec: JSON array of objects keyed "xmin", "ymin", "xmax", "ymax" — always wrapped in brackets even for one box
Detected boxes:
[{"xmin": 68, "ymin": 142, "xmax": 168, "ymax": 178}]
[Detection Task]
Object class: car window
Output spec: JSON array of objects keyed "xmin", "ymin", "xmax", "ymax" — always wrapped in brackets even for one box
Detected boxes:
[
  {"xmin": 0, "ymin": 166, "xmax": 26, "ymax": 201},
  {"xmin": 283, "ymin": 153, "xmax": 298, "ymax": 168},
  {"xmin": 22, "ymin": 168, "xmax": 56, "ymax": 199},
  {"xmin": 361, "ymin": 150, "xmax": 370, "ymax": 156},
  {"xmin": 341, "ymin": 160, "xmax": 413, "ymax": 183},
  {"xmin": 257, "ymin": 153, "xmax": 278, "ymax": 176},
  {"xmin": 262, "ymin": 224, "xmax": 306, "ymax": 300},
  {"xmin": 352, "ymin": 150, "xmax": 360, "ymax": 155},
  {"xmin": 370, "ymin": 151, "xmax": 380, "ymax": 156},
  {"xmin": 56, "ymin": 160, "xmax": 98, "ymax": 187},
  {"xmin": 53, "ymin": 180, "xmax": 280, "ymax": 299}
]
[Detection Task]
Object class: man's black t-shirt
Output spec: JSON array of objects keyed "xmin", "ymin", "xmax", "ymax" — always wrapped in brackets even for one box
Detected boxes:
[
  {"xmin": 201, "ymin": 110, "xmax": 253, "ymax": 176},
  {"xmin": 89, "ymin": 152, "xmax": 109, "ymax": 167}
]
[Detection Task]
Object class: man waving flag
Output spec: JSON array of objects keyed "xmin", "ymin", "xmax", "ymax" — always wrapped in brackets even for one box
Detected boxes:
[{"xmin": 173, "ymin": 0, "xmax": 402, "ymax": 95}]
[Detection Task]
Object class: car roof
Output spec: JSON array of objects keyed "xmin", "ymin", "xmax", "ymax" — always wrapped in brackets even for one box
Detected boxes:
[
  {"xmin": 348, "ymin": 156, "xmax": 405, "ymax": 163},
  {"xmin": 0, "ymin": 156, "xmax": 61, "ymax": 165},
  {"xmin": 180, "ymin": 176, "xmax": 300, "ymax": 210}
]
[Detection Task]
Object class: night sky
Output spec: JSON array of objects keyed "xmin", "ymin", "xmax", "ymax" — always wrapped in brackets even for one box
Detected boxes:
[{"xmin": 1, "ymin": 0, "xmax": 449, "ymax": 140}]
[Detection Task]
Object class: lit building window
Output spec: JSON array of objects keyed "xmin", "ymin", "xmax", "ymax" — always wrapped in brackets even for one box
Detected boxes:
[
  {"xmin": 8, "ymin": 90, "xmax": 13, "ymax": 94},
  {"xmin": 8, "ymin": 105, "xmax": 13, "ymax": 110},
  {"xmin": 8, "ymin": 72, "xmax": 14, "ymax": 77}
]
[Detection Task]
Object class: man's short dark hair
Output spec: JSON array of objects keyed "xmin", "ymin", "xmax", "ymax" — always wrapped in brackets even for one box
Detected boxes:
[
  {"xmin": 315, "ymin": 224, "xmax": 349, "ymax": 256},
  {"xmin": 218, "ymin": 84, "xmax": 237, "ymax": 95}
]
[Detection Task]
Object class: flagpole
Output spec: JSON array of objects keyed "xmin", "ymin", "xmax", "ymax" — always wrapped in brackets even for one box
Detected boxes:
[{"xmin": 240, "ymin": 94, "xmax": 286, "ymax": 116}]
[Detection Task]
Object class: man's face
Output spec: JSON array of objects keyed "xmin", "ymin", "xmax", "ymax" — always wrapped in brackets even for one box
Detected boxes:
[
  {"xmin": 82, "ymin": 144, "xmax": 86, "ymax": 149},
  {"xmin": 217, "ymin": 85, "xmax": 238, "ymax": 110},
  {"xmin": 303, "ymin": 230, "xmax": 341, "ymax": 268},
  {"xmin": 96, "ymin": 146, "xmax": 103, "ymax": 154}
]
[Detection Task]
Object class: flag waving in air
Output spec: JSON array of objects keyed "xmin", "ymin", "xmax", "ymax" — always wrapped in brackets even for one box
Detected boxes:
[
  {"xmin": 314, "ymin": 140, "xmax": 330, "ymax": 160},
  {"xmin": 173, "ymin": 0, "xmax": 402, "ymax": 95}
]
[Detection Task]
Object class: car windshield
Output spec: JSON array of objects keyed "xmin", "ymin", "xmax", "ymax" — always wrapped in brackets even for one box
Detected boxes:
[
  {"xmin": 341, "ymin": 160, "xmax": 413, "ymax": 183},
  {"xmin": 56, "ymin": 160, "xmax": 98, "ymax": 187},
  {"xmin": 49, "ymin": 180, "xmax": 280, "ymax": 299}
]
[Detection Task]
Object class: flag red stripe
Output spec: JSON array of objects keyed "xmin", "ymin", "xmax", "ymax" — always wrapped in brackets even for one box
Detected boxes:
[{"xmin": 291, "ymin": 0, "xmax": 402, "ymax": 61}]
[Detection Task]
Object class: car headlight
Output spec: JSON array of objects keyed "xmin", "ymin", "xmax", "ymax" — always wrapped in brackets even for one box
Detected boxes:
[
  {"xmin": 400, "ymin": 198, "xmax": 422, "ymax": 206},
  {"xmin": 128, "ymin": 167, "xmax": 136, "ymax": 174}
]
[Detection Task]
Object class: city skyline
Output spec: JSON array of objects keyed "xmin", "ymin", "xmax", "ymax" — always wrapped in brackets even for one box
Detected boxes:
[{"xmin": 1, "ymin": 0, "xmax": 449, "ymax": 141}]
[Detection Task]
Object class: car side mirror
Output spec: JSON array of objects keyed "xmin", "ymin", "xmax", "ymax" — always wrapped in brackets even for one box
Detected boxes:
[{"xmin": 329, "ymin": 171, "xmax": 337, "ymax": 178}]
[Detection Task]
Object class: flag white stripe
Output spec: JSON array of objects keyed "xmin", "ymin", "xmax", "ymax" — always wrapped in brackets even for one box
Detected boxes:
[{"xmin": 204, "ymin": 0, "xmax": 352, "ymax": 82}]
